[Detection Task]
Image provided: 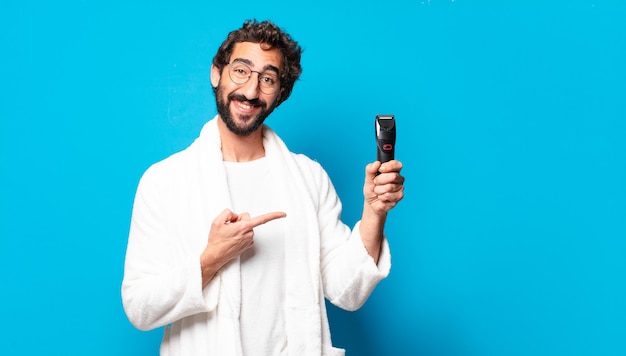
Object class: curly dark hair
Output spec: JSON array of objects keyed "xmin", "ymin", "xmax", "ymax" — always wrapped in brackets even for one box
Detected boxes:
[{"xmin": 212, "ymin": 19, "xmax": 303, "ymax": 107}]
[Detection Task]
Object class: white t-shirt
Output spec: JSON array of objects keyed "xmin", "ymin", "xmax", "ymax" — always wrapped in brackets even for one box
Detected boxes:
[{"xmin": 224, "ymin": 157, "xmax": 288, "ymax": 356}]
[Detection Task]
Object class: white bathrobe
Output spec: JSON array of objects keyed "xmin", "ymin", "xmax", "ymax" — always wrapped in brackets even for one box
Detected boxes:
[{"xmin": 121, "ymin": 117, "xmax": 391, "ymax": 356}]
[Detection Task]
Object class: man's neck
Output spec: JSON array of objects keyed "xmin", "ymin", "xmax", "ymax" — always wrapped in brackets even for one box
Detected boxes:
[{"xmin": 217, "ymin": 118, "xmax": 265, "ymax": 162}]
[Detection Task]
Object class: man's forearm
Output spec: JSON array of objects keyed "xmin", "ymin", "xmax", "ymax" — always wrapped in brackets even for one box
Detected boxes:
[{"xmin": 359, "ymin": 203, "xmax": 387, "ymax": 264}]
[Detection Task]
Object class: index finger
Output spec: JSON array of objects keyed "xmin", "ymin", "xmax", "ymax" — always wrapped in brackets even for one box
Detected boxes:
[
  {"xmin": 247, "ymin": 211, "xmax": 287, "ymax": 228},
  {"xmin": 379, "ymin": 160, "xmax": 403, "ymax": 173}
]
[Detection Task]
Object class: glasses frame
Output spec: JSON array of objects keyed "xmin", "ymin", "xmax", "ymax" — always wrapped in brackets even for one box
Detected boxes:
[{"xmin": 227, "ymin": 61, "xmax": 280, "ymax": 95}]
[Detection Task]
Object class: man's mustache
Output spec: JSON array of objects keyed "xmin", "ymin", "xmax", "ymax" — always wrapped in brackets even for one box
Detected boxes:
[{"xmin": 228, "ymin": 93, "xmax": 266, "ymax": 107}]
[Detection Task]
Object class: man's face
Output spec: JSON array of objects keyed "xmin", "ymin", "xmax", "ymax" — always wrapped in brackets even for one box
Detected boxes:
[{"xmin": 211, "ymin": 42, "xmax": 283, "ymax": 136}]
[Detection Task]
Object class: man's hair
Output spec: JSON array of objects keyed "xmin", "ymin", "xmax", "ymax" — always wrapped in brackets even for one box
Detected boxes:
[{"xmin": 212, "ymin": 19, "xmax": 303, "ymax": 106}]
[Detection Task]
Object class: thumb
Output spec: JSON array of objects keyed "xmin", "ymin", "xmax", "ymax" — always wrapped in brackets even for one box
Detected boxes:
[
  {"xmin": 366, "ymin": 161, "xmax": 381, "ymax": 178},
  {"xmin": 215, "ymin": 209, "xmax": 238, "ymax": 224}
]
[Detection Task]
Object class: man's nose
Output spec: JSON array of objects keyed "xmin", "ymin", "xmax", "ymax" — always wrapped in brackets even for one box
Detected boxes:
[{"xmin": 239, "ymin": 72, "xmax": 261, "ymax": 99}]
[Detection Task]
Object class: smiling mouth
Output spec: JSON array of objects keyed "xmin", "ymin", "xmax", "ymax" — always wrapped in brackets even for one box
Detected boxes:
[{"xmin": 233, "ymin": 100, "xmax": 258, "ymax": 113}]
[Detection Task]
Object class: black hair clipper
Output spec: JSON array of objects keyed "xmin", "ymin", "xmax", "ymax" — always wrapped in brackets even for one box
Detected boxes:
[{"xmin": 375, "ymin": 114, "xmax": 396, "ymax": 164}]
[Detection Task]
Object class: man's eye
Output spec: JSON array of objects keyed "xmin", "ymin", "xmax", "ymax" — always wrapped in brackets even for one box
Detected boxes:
[{"xmin": 261, "ymin": 75, "xmax": 276, "ymax": 85}]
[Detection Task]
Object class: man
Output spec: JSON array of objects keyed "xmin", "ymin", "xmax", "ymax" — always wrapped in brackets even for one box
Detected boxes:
[{"xmin": 122, "ymin": 19, "xmax": 405, "ymax": 356}]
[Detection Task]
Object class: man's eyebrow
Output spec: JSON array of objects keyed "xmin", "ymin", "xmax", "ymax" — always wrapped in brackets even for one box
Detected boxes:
[
  {"xmin": 232, "ymin": 58, "xmax": 280, "ymax": 74},
  {"xmin": 232, "ymin": 58, "xmax": 252, "ymax": 66},
  {"xmin": 262, "ymin": 64, "xmax": 280, "ymax": 75}
]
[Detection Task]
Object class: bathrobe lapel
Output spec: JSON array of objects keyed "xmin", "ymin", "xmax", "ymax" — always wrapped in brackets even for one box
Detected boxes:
[
  {"xmin": 263, "ymin": 126, "xmax": 323, "ymax": 355},
  {"xmin": 196, "ymin": 118, "xmax": 243, "ymax": 355}
]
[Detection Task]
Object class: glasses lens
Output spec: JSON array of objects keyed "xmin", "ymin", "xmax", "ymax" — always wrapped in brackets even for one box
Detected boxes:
[
  {"xmin": 229, "ymin": 62, "xmax": 251, "ymax": 84},
  {"xmin": 258, "ymin": 73, "xmax": 279, "ymax": 95}
]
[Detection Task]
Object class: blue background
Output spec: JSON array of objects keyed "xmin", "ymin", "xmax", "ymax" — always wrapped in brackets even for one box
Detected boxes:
[{"xmin": 1, "ymin": 1, "xmax": 625, "ymax": 355}]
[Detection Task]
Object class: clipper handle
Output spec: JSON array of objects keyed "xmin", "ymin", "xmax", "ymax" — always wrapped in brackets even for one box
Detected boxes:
[{"xmin": 375, "ymin": 115, "xmax": 396, "ymax": 163}]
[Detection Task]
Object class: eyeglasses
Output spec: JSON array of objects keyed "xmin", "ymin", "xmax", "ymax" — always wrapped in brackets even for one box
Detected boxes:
[{"xmin": 228, "ymin": 61, "xmax": 280, "ymax": 95}]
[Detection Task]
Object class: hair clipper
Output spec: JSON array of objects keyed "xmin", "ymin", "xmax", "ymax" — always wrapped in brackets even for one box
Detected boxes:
[{"xmin": 375, "ymin": 114, "xmax": 396, "ymax": 164}]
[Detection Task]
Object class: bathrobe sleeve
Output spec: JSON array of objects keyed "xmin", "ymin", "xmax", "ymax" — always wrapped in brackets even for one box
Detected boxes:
[
  {"xmin": 121, "ymin": 156, "xmax": 221, "ymax": 331},
  {"xmin": 304, "ymin": 158, "xmax": 392, "ymax": 311}
]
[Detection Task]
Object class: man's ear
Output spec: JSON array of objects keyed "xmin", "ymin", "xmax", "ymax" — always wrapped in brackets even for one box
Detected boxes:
[{"xmin": 210, "ymin": 65, "xmax": 221, "ymax": 88}]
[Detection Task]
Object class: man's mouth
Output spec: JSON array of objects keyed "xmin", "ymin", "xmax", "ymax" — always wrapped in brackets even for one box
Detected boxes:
[
  {"xmin": 229, "ymin": 93, "xmax": 266, "ymax": 116},
  {"xmin": 233, "ymin": 99, "xmax": 258, "ymax": 114}
]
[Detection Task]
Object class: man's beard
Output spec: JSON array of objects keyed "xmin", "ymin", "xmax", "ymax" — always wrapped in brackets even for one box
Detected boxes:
[{"xmin": 214, "ymin": 83, "xmax": 277, "ymax": 137}]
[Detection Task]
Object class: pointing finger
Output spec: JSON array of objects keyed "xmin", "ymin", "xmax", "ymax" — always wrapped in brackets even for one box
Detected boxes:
[{"xmin": 247, "ymin": 211, "xmax": 287, "ymax": 228}]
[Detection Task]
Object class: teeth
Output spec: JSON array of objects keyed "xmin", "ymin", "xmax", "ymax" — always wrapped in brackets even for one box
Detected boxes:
[{"xmin": 238, "ymin": 101, "xmax": 252, "ymax": 110}]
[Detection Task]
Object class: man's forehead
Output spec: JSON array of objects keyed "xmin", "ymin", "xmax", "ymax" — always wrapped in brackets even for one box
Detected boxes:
[{"xmin": 230, "ymin": 42, "xmax": 283, "ymax": 69}]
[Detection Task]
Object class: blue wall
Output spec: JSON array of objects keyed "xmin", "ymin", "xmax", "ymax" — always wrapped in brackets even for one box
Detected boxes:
[{"xmin": 2, "ymin": 1, "xmax": 625, "ymax": 355}]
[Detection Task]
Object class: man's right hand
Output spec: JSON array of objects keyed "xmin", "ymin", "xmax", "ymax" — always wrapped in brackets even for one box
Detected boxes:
[{"xmin": 200, "ymin": 209, "xmax": 286, "ymax": 288}]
